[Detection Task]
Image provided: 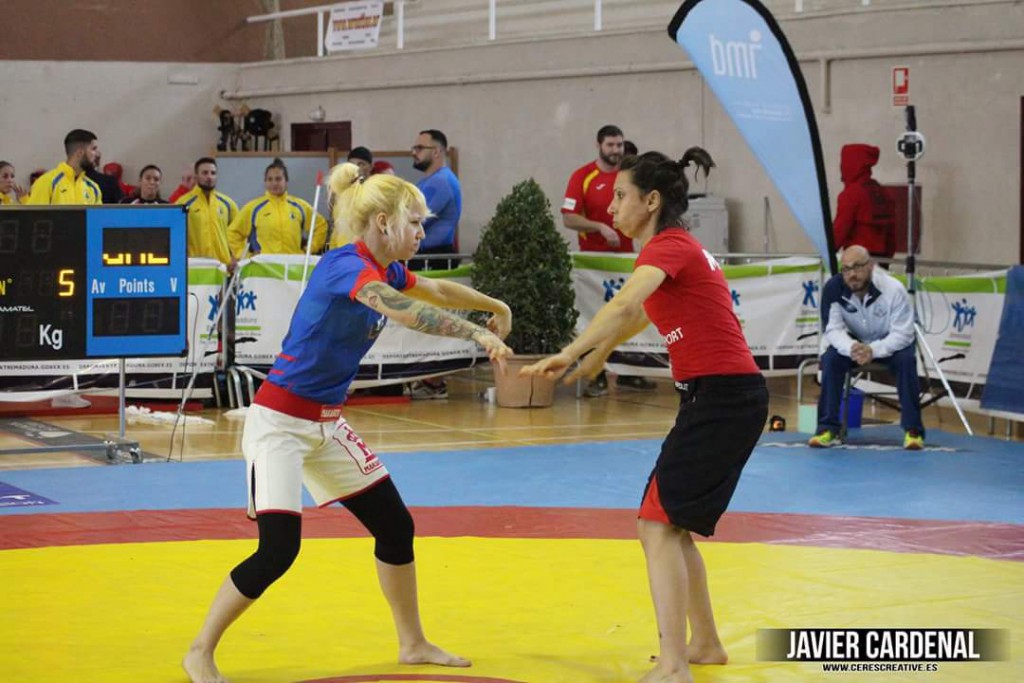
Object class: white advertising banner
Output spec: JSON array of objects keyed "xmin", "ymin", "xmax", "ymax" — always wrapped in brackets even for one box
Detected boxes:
[
  {"xmin": 324, "ymin": 1, "xmax": 384, "ymax": 52},
  {"xmin": 4, "ymin": 253, "xmax": 1001, "ymax": 390},
  {"xmin": 233, "ymin": 255, "xmax": 482, "ymax": 368},
  {"xmin": 573, "ymin": 254, "xmax": 1005, "ymax": 385},
  {"xmin": 911, "ymin": 271, "xmax": 1005, "ymax": 387},
  {"xmin": 572, "ymin": 253, "xmax": 823, "ymax": 371}
]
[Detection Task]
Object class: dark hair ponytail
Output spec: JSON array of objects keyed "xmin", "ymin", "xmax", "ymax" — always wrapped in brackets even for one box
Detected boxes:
[
  {"xmin": 678, "ymin": 147, "xmax": 714, "ymax": 183},
  {"xmin": 265, "ymin": 157, "xmax": 289, "ymax": 181},
  {"xmin": 620, "ymin": 146, "xmax": 715, "ymax": 233}
]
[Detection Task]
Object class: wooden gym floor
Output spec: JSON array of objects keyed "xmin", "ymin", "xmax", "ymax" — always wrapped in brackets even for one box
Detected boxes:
[{"xmin": 0, "ymin": 370, "xmax": 1017, "ymax": 471}]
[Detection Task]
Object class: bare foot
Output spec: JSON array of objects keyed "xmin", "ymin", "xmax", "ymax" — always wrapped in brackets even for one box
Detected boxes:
[
  {"xmin": 182, "ymin": 647, "xmax": 228, "ymax": 683},
  {"xmin": 399, "ymin": 641, "xmax": 471, "ymax": 668},
  {"xmin": 638, "ymin": 661, "xmax": 693, "ymax": 683},
  {"xmin": 686, "ymin": 640, "xmax": 728, "ymax": 664}
]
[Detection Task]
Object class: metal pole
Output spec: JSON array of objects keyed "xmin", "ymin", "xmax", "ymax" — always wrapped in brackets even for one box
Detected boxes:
[
  {"xmin": 118, "ymin": 358, "xmax": 127, "ymax": 439},
  {"xmin": 489, "ymin": 0, "xmax": 496, "ymax": 41},
  {"xmin": 915, "ymin": 324, "xmax": 973, "ymax": 435},
  {"xmin": 317, "ymin": 11, "xmax": 324, "ymax": 57},
  {"xmin": 301, "ymin": 174, "xmax": 324, "ymax": 294},
  {"xmin": 397, "ymin": 0, "xmax": 405, "ymax": 50},
  {"xmin": 594, "ymin": 0, "xmax": 602, "ymax": 31},
  {"xmin": 907, "ymin": 158, "xmax": 917, "ymax": 323}
]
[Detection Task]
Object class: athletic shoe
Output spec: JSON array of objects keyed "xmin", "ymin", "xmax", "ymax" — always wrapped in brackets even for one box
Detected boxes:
[
  {"xmin": 904, "ymin": 429, "xmax": 925, "ymax": 451},
  {"xmin": 808, "ymin": 429, "xmax": 837, "ymax": 448},
  {"xmin": 409, "ymin": 380, "xmax": 448, "ymax": 400},
  {"xmin": 616, "ymin": 375, "xmax": 657, "ymax": 391},
  {"xmin": 583, "ymin": 373, "xmax": 608, "ymax": 398},
  {"xmin": 50, "ymin": 394, "xmax": 92, "ymax": 409}
]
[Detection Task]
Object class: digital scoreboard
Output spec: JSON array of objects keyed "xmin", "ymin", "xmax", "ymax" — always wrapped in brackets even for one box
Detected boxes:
[{"xmin": 0, "ymin": 207, "xmax": 188, "ymax": 361}]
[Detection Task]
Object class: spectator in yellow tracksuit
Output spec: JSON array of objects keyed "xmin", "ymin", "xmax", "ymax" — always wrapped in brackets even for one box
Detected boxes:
[
  {"xmin": 227, "ymin": 158, "xmax": 327, "ymax": 257},
  {"xmin": 0, "ymin": 161, "xmax": 29, "ymax": 204},
  {"xmin": 177, "ymin": 157, "xmax": 238, "ymax": 267},
  {"xmin": 27, "ymin": 129, "xmax": 103, "ymax": 205}
]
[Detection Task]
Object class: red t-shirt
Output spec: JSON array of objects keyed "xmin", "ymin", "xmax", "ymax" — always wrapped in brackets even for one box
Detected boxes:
[
  {"xmin": 635, "ymin": 228, "xmax": 758, "ymax": 381},
  {"xmin": 561, "ymin": 161, "xmax": 633, "ymax": 253}
]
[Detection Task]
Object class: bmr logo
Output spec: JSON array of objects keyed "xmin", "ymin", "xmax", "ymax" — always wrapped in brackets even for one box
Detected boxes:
[
  {"xmin": 710, "ymin": 30, "xmax": 763, "ymax": 80},
  {"xmin": 802, "ymin": 280, "xmax": 819, "ymax": 308},
  {"xmin": 602, "ymin": 277, "xmax": 626, "ymax": 302},
  {"xmin": 207, "ymin": 293, "xmax": 221, "ymax": 322},
  {"xmin": 952, "ymin": 298, "xmax": 977, "ymax": 332},
  {"xmin": 236, "ymin": 286, "xmax": 258, "ymax": 314},
  {"xmin": 205, "ymin": 287, "xmax": 258, "ymax": 319}
]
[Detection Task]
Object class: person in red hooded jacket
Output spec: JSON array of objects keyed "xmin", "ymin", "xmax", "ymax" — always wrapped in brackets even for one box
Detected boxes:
[
  {"xmin": 103, "ymin": 162, "xmax": 137, "ymax": 199},
  {"xmin": 833, "ymin": 144, "xmax": 896, "ymax": 259}
]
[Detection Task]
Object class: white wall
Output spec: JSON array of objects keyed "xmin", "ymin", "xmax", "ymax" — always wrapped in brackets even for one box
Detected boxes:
[
  {"xmin": 0, "ymin": 61, "xmax": 235, "ymax": 194},
  {"xmin": 226, "ymin": 0, "xmax": 1023, "ymax": 262},
  {"xmin": 2, "ymin": 0, "xmax": 1021, "ymax": 264}
]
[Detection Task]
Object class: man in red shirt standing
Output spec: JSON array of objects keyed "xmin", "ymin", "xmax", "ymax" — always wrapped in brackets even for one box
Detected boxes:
[
  {"xmin": 562, "ymin": 124, "xmax": 632, "ymax": 253},
  {"xmin": 562, "ymin": 124, "xmax": 653, "ymax": 395}
]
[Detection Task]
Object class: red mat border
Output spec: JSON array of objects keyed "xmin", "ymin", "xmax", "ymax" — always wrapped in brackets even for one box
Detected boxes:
[{"xmin": 1, "ymin": 507, "xmax": 1021, "ymax": 561}]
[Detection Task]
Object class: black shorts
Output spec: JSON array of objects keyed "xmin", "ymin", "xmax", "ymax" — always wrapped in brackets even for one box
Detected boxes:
[{"xmin": 639, "ymin": 374, "xmax": 768, "ymax": 537}]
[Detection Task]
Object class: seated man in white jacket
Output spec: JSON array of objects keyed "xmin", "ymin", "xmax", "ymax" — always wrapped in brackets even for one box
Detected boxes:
[{"xmin": 809, "ymin": 245, "xmax": 924, "ymax": 450}]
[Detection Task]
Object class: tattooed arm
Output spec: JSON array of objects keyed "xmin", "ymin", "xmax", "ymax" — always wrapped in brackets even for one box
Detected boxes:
[
  {"xmin": 407, "ymin": 276, "xmax": 512, "ymax": 339},
  {"xmin": 355, "ymin": 280, "xmax": 513, "ymax": 368}
]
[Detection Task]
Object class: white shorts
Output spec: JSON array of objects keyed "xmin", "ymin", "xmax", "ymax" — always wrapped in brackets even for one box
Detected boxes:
[{"xmin": 242, "ymin": 403, "xmax": 390, "ymax": 518}]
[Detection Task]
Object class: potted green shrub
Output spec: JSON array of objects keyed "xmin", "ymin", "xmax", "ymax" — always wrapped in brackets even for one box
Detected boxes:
[{"xmin": 471, "ymin": 178, "xmax": 579, "ymax": 407}]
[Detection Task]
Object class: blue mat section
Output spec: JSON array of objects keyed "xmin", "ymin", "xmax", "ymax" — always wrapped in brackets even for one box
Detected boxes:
[{"xmin": 1, "ymin": 426, "xmax": 1022, "ymax": 524}]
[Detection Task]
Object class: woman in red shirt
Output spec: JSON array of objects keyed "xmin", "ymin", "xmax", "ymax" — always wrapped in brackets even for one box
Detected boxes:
[{"xmin": 523, "ymin": 148, "xmax": 768, "ymax": 683}]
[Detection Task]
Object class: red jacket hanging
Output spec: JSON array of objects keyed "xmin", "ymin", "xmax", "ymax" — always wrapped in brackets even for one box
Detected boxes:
[{"xmin": 833, "ymin": 144, "xmax": 896, "ymax": 258}]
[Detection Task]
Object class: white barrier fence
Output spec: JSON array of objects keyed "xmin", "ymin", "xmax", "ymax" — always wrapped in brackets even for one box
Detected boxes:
[
  {"xmin": 233, "ymin": 255, "xmax": 481, "ymax": 377},
  {"xmin": 573, "ymin": 254, "xmax": 824, "ymax": 374},
  {"xmin": 0, "ymin": 253, "xmax": 1007, "ymax": 399}
]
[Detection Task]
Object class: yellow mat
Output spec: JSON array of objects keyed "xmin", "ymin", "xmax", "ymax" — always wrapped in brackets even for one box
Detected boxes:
[{"xmin": 1, "ymin": 538, "xmax": 1021, "ymax": 682}]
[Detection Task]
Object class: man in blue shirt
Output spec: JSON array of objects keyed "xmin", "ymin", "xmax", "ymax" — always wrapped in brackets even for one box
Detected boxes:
[
  {"xmin": 407, "ymin": 129, "xmax": 463, "ymax": 399},
  {"xmin": 409, "ymin": 129, "xmax": 461, "ymax": 271},
  {"xmin": 809, "ymin": 245, "xmax": 924, "ymax": 450}
]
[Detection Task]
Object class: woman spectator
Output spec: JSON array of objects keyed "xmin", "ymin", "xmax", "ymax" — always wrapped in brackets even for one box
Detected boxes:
[
  {"xmin": 228, "ymin": 157, "xmax": 328, "ymax": 257},
  {"xmin": 0, "ymin": 161, "xmax": 29, "ymax": 205},
  {"xmin": 119, "ymin": 165, "xmax": 167, "ymax": 204}
]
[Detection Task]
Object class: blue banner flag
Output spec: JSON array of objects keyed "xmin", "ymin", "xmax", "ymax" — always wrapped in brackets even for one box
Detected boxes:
[
  {"xmin": 981, "ymin": 265, "xmax": 1024, "ymax": 414},
  {"xmin": 669, "ymin": 0, "xmax": 836, "ymax": 274}
]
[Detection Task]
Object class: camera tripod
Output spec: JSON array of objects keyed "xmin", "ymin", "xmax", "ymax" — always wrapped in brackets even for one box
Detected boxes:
[{"xmin": 897, "ymin": 105, "xmax": 973, "ymax": 435}]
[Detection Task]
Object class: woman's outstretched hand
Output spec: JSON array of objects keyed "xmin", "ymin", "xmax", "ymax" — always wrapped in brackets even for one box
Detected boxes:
[
  {"xmin": 486, "ymin": 305, "xmax": 512, "ymax": 340},
  {"xmin": 475, "ymin": 330, "xmax": 514, "ymax": 375},
  {"xmin": 519, "ymin": 351, "xmax": 575, "ymax": 382}
]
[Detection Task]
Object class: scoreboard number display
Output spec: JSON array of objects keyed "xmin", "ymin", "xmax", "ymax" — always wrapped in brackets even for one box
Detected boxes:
[{"xmin": 0, "ymin": 207, "xmax": 188, "ymax": 361}]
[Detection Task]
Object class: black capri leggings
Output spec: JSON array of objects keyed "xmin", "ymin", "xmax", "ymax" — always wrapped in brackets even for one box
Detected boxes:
[{"xmin": 230, "ymin": 478, "xmax": 414, "ymax": 599}]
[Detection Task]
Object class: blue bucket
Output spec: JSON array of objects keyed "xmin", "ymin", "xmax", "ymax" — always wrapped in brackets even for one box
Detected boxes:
[{"xmin": 840, "ymin": 388, "xmax": 865, "ymax": 429}]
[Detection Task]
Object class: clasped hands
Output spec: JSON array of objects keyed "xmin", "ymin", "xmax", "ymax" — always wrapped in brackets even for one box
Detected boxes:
[{"xmin": 851, "ymin": 342, "xmax": 874, "ymax": 366}]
